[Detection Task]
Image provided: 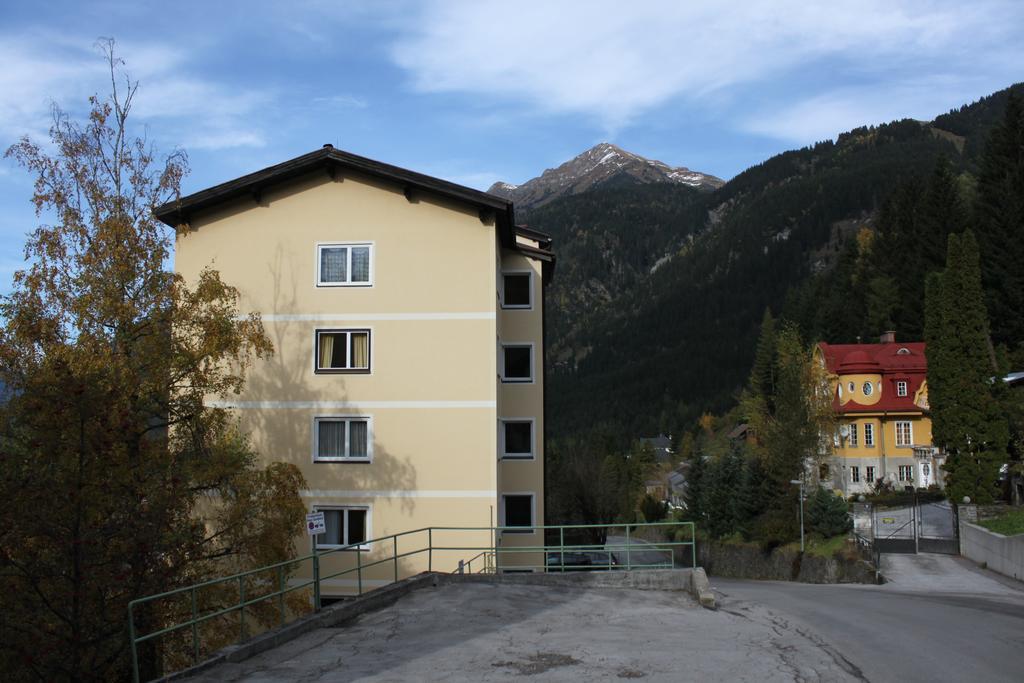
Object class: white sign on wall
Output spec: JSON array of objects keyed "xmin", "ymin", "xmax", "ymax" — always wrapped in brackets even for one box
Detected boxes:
[{"xmin": 305, "ymin": 511, "xmax": 326, "ymax": 536}]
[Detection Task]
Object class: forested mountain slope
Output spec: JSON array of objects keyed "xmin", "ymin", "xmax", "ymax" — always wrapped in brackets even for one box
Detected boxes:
[{"xmin": 535, "ymin": 83, "xmax": 1024, "ymax": 442}]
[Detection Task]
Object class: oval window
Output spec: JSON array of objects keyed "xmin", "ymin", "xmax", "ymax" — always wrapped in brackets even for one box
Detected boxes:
[
  {"xmin": 848, "ymin": 382, "xmax": 855, "ymax": 393},
  {"xmin": 863, "ymin": 382, "xmax": 873, "ymax": 396}
]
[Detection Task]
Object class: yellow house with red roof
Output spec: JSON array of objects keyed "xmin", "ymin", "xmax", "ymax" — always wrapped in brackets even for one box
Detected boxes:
[{"xmin": 815, "ymin": 333, "xmax": 944, "ymax": 495}]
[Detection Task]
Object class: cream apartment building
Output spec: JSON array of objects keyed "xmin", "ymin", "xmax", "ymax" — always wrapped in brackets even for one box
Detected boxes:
[{"xmin": 159, "ymin": 145, "xmax": 553, "ymax": 590}]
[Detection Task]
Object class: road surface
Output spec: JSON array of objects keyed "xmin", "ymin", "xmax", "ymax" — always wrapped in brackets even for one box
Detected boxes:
[
  {"xmin": 713, "ymin": 553, "xmax": 1024, "ymax": 682},
  {"xmin": 605, "ymin": 534, "xmax": 674, "ymax": 567}
]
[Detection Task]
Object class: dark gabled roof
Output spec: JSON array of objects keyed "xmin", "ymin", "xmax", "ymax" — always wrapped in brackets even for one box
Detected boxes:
[
  {"xmin": 154, "ymin": 144, "xmax": 518, "ymax": 247},
  {"xmin": 514, "ymin": 224, "xmax": 553, "ymax": 250}
]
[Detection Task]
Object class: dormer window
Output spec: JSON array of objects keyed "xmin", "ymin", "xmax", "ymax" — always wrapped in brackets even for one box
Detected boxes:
[
  {"xmin": 848, "ymin": 382, "xmax": 855, "ymax": 393},
  {"xmin": 863, "ymin": 382, "xmax": 873, "ymax": 396},
  {"xmin": 897, "ymin": 347, "xmax": 911, "ymax": 355},
  {"xmin": 896, "ymin": 380, "xmax": 908, "ymax": 397}
]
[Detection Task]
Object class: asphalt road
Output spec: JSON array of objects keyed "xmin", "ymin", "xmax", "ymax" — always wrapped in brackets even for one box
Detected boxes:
[
  {"xmin": 605, "ymin": 535, "xmax": 674, "ymax": 567},
  {"xmin": 713, "ymin": 554, "xmax": 1024, "ymax": 683}
]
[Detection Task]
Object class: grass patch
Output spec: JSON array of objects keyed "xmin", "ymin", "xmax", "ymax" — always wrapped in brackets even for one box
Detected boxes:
[
  {"xmin": 804, "ymin": 534, "xmax": 850, "ymax": 558},
  {"xmin": 978, "ymin": 507, "xmax": 1024, "ymax": 536},
  {"xmin": 779, "ymin": 534, "xmax": 850, "ymax": 558}
]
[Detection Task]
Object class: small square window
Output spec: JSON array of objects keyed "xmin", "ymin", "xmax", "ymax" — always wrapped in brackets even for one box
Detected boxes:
[
  {"xmin": 502, "ymin": 345, "xmax": 533, "ymax": 382},
  {"xmin": 316, "ymin": 329, "xmax": 370, "ymax": 373},
  {"xmin": 502, "ymin": 494, "xmax": 534, "ymax": 533},
  {"xmin": 317, "ymin": 243, "xmax": 373, "ymax": 286},
  {"xmin": 502, "ymin": 273, "xmax": 531, "ymax": 309},
  {"xmin": 502, "ymin": 420, "xmax": 534, "ymax": 458},
  {"xmin": 314, "ymin": 417, "xmax": 372, "ymax": 461},
  {"xmin": 316, "ymin": 507, "xmax": 369, "ymax": 549}
]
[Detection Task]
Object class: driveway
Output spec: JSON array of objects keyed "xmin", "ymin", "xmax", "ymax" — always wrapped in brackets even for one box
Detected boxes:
[{"xmin": 713, "ymin": 554, "xmax": 1024, "ymax": 683}]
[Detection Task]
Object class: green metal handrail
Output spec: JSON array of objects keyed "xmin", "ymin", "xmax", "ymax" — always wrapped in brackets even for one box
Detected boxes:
[{"xmin": 128, "ymin": 521, "xmax": 694, "ymax": 682}]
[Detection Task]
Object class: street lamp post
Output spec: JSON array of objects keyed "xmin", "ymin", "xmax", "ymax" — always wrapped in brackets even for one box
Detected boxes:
[{"xmin": 790, "ymin": 479, "xmax": 805, "ymax": 552}]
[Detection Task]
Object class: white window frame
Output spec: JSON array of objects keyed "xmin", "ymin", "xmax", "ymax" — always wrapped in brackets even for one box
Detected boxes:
[
  {"xmin": 898, "ymin": 465, "xmax": 914, "ymax": 482},
  {"xmin": 896, "ymin": 380, "xmax": 908, "ymax": 397},
  {"xmin": 866, "ymin": 465, "xmax": 876, "ymax": 483},
  {"xmin": 500, "ymin": 270, "xmax": 533, "ymax": 310},
  {"xmin": 500, "ymin": 492, "xmax": 536, "ymax": 534},
  {"xmin": 864, "ymin": 423, "xmax": 875, "ymax": 447},
  {"xmin": 312, "ymin": 416, "xmax": 373, "ymax": 463},
  {"xmin": 895, "ymin": 421, "xmax": 913, "ymax": 447},
  {"xmin": 314, "ymin": 328, "xmax": 372, "ymax": 374},
  {"xmin": 316, "ymin": 242, "xmax": 375, "ymax": 287},
  {"xmin": 499, "ymin": 418, "xmax": 536, "ymax": 460},
  {"xmin": 312, "ymin": 505, "xmax": 372, "ymax": 551},
  {"xmin": 501, "ymin": 343, "xmax": 534, "ymax": 383},
  {"xmin": 849, "ymin": 423, "xmax": 858, "ymax": 447},
  {"xmin": 851, "ymin": 466, "xmax": 860, "ymax": 483}
]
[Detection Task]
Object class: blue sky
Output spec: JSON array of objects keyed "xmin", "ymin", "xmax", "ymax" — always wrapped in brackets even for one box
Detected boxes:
[{"xmin": 1, "ymin": 0, "xmax": 1022, "ymax": 292}]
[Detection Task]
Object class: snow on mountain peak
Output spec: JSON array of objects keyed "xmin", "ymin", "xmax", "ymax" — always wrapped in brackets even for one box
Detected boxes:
[{"xmin": 488, "ymin": 142, "xmax": 724, "ymax": 209}]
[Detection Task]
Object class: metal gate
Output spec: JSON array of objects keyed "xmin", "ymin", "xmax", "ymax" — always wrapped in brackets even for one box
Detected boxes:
[
  {"xmin": 871, "ymin": 497, "xmax": 958, "ymax": 555},
  {"xmin": 917, "ymin": 499, "xmax": 958, "ymax": 554}
]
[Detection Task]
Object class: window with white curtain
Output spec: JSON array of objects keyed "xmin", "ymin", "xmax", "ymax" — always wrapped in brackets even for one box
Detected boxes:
[
  {"xmin": 314, "ymin": 417, "xmax": 372, "ymax": 461},
  {"xmin": 315, "ymin": 507, "xmax": 369, "ymax": 549},
  {"xmin": 315, "ymin": 329, "xmax": 370, "ymax": 373},
  {"xmin": 317, "ymin": 243, "xmax": 373, "ymax": 286},
  {"xmin": 895, "ymin": 421, "xmax": 913, "ymax": 447}
]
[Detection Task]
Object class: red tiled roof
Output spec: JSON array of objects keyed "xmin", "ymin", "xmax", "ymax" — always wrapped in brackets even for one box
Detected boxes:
[{"xmin": 818, "ymin": 341, "xmax": 928, "ymax": 414}]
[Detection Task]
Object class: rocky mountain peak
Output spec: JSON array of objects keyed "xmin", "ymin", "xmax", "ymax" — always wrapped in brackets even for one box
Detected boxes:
[{"xmin": 488, "ymin": 142, "xmax": 724, "ymax": 210}]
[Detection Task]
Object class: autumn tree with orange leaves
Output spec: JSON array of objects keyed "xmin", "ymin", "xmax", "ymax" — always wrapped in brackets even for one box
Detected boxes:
[{"xmin": 0, "ymin": 41, "xmax": 307, "ymax": 682}]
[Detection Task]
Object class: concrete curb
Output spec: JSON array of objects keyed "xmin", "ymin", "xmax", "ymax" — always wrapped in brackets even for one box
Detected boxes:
[
  {"xmin": 690, "ymin": 567, "xmax": 716, "ymax": 609},
  {"xmin": 445, "ymin": 568, "xmax": 716, "ymax": 608}
]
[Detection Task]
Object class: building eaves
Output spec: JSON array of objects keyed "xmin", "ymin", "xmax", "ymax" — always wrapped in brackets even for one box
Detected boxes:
[{"xmin": 153, "ymin": 145, "xmax": 516, "ymax": 247}]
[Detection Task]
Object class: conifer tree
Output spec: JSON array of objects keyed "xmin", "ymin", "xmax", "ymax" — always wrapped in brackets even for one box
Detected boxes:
[
  {"xmin": 806, "ymin": 487, "xmax": 852, "ymax": 538},
  {"xmin": 749, "ymin": 308, "xmax": 777, "ymax": 406},
  {"xmin": 925, "ymin": 232, "xmax": 1009, "ymax": 502},
  {"xmin": 975, "ymin": 94, "xmax": 1024, "ymax": 345}
]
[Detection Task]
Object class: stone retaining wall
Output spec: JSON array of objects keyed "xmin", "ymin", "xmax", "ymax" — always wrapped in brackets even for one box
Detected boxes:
[{"xmin": 698, "ymin": 540, "xmax": 878, "ymax": 584}]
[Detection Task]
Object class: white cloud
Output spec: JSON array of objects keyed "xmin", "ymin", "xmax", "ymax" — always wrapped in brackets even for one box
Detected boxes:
[
  {"xmin": 738, "ymin": 75, "xmax": 1005, "ymax": 145},
  {"xmin": 387, "ymin": 0, "xmax": 1023, "ymax": 131},
  {"xmin": 311, "ymin": 94, "xmax": 369, "ymax": 109},
  {"xmin": 0, "ymin": 33, "xmax": 271, "ymax": 152}
]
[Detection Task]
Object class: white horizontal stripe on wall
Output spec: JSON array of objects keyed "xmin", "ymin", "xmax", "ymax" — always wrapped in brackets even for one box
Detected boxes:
[
  {"xmin": 301, "ymin": 489, "xmax": 496, "ymax": 499},
  {"xmin": 245, "ymin": 312, "xmax": 497, "ymax": 322},
  {"xmin": 208, "ymin": 400, "xmax": 496, "ymax": 409}
]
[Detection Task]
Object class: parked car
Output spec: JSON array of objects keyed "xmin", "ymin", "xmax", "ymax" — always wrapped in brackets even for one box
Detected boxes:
[{"xmin": 545, "ymin": 550, "xmax": 619, "ymax": 571}]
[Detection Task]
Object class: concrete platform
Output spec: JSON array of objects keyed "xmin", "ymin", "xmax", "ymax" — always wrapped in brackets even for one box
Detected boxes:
[{"xmin": 187, "ymin": 577, "xmax": 861, "ymax": 682}]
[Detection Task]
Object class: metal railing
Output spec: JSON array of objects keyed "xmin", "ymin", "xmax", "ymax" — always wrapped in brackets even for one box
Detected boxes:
[{"xmin": 128, "ymin": 521, "xmax": 695, "ymax": 682}]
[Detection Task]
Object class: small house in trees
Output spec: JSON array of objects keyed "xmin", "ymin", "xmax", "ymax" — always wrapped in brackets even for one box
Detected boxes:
[
  {"xmin": 161, "ymin": 146, "xmax": 553, "ymax": 587},
  {"xmin": 816, "ymin": 332, "xmax": 943, "ymax": 495}
]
